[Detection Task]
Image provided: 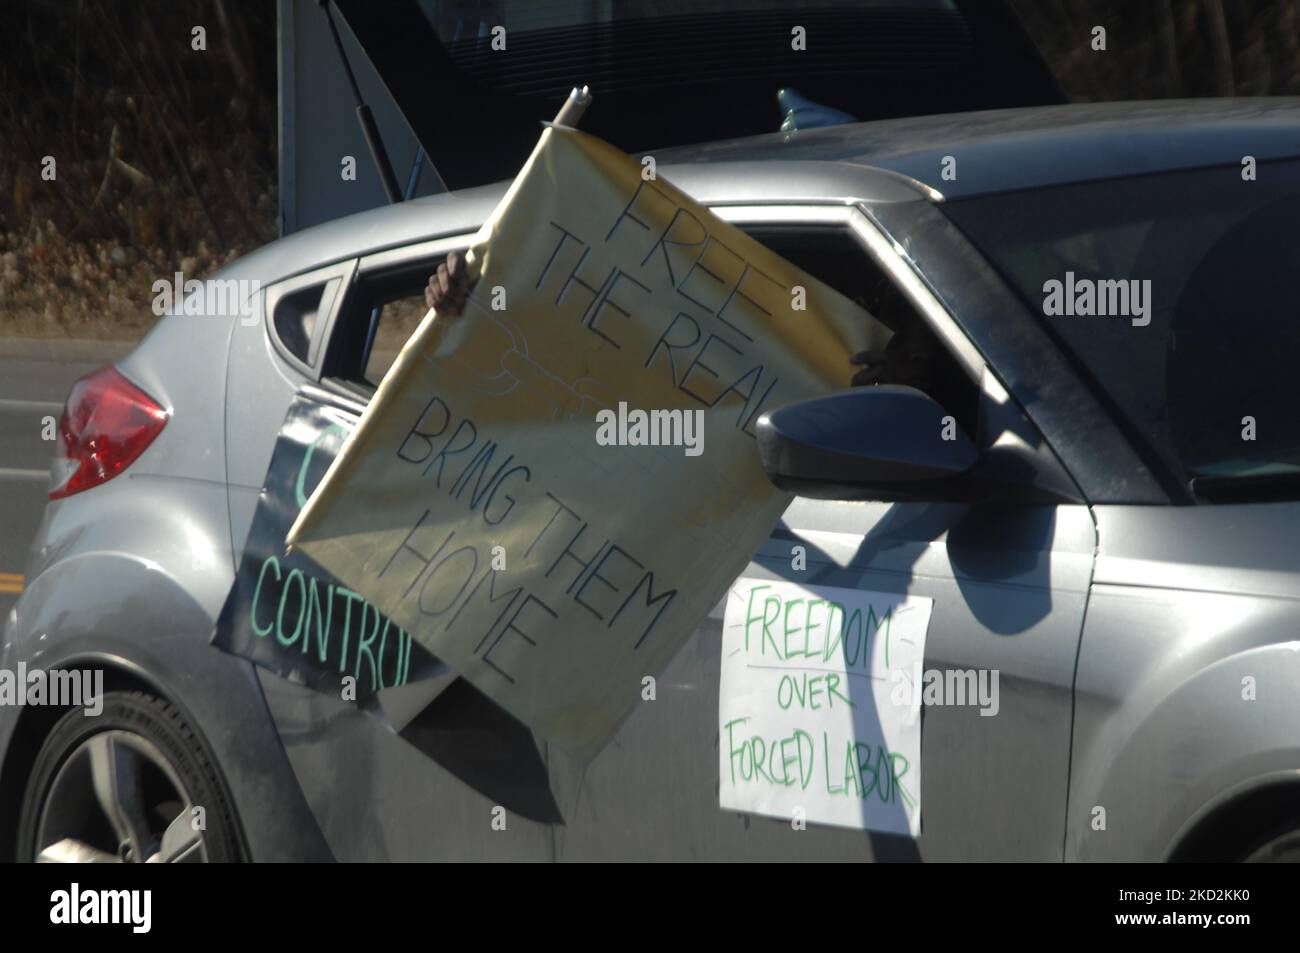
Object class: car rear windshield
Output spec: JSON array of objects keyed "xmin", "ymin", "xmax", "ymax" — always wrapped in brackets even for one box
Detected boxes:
[{"xmin": 941, "ymin": 160, "xmax": 1300, "ymax": 501}]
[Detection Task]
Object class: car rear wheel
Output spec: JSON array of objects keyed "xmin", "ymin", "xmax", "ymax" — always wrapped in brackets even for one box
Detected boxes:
[{"xmin": 16, "ymin": 690, "xmax": 243, "ymax": 862}]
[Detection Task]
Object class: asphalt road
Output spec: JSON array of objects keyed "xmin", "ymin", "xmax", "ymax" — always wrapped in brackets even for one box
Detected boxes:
[{"xmin": 0, "ymin": 347, "xmax": 125, "ymax": 620}]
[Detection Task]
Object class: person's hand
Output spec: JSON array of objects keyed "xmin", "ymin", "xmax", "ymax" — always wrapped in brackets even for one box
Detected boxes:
[
  {"xmin": 425, "ymin": 251, "xmax": 476, "ymax": 317},
  {"xmin": 849, "ymin": 322, "xmax": 940, "ymax": 390},
  {"xmin": 849, "ymin": 347, "xmax": 890, "ymax": 387}
]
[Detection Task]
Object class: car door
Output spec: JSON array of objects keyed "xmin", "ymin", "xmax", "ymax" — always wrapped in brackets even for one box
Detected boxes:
[
  {"xmin": 933, "ymin": 160, "xmax": 1300, "ymax": 861},
  {"xmin": 545, "ymin": 206, "xmax": 1096, "ymax": 860},
  {"xmin": 548, "ymin": 490, "xmax": 1094, "ymax": 861}
]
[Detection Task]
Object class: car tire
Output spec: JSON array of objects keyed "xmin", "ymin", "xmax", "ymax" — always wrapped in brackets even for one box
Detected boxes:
[
  {"xmin": 16, "ymin": 690, "xmax": 243, "ymax": 862},
  {"xmin": 1242, "ymin": 827, "xmax": 1300, "ymax": 862}
]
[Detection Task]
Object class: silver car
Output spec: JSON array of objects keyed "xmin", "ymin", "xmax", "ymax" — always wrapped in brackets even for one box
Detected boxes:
[{"xmin": 4, "ymin": 98, "xmax": 1300, "ymax": 862}]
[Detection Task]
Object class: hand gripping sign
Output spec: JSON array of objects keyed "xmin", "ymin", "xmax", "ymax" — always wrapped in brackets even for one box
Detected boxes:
[{"xmin": 286, "ymin": 124, "xmax": 872, "ymax": 760}]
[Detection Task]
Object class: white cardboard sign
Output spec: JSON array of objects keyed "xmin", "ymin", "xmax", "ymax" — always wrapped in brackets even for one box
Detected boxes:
[{"xmin": 719, "ymin": 577, "xmax": 932, "ymax": 836}]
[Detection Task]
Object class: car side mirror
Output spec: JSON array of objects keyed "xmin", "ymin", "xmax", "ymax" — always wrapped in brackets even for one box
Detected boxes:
[{"xmin": 756, "ymin": 386, "xmax": 978, "ymax": 501}]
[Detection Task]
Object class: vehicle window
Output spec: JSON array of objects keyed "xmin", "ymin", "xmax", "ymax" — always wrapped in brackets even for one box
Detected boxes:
[
  {"xmin": 942, "ymin": 161, "xmax": 1300, "ymax": 500},
  {"xmin": 327, "ymin": 230, "xmax": 979, "ymax": 436},
  {"xmin": 749, "ymin": 226, "xmax": 980, "ymax": 435},
  {"xmin": 324, "ymin": 257, "xmax": 442, "ymax": 386},
  {"xmin": 363, "ymin": 292, "xmax": 426, "ymax": 383},
  {"xmin": 272, "ymin": 279, "xmax": 338, "ymax": 364}
]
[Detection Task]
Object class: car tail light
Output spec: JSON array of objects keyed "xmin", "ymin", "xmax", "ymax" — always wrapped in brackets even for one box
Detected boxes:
[{"xmin": 49, "ymin": 366, "xmax": 169, "ymax": 500}]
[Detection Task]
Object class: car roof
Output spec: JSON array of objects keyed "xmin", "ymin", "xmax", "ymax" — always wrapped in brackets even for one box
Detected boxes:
[
  {"xmin": 655, "ymin": 98, "xmax": 1300, "ymax": 199},
  {"xmin": 232, "ymin": 98, "xmax": 1300, "ymax": 286}
]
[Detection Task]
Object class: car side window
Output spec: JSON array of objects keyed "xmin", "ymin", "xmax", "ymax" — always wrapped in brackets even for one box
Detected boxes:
[
  {"xmin": 326, "ymin": 229, "xmax": 981, "ymax": 438},
  {"xmin": 323, "ymin": 255, "xmax": 452, "ymax": 388},
  {"xmin": 362, "ymin": 290, "xmax": 426, "ymax": 384},
  {"xmin": 264, "ymin": 261, "xmax": 352, "ymax": 374},
  {"xmin": 273, "ymin": 283, "xmax": 329, "ymax": 362},
  {"xmin": 749, "ymin": 226, "xmax": 981, "ymax": 435},
  {"xmin": 942, "ymin": 160, "xmax": 1300, "ymax": 501}
]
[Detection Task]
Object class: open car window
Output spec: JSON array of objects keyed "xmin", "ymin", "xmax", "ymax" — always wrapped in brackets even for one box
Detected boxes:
[
  {"xmin": 364, "ymin": 295, "xmax": 426, "ymax": 384},
  {"xmin": 323, "ymin": 225, "xmax": 980, "ymax": 437}
]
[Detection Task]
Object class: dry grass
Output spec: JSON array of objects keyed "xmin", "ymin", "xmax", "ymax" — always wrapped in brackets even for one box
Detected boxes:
[{"xmin": 0, "ymin": 0, "xmax": 276, "ymax": 340}]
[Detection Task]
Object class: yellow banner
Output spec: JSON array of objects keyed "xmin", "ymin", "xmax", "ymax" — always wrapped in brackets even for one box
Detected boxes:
[{"xmin": 287, "ymin": 125, "xmax": 873, "ymax": 759}]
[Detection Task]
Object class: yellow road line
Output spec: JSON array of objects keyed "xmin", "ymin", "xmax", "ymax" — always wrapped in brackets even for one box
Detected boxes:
[{"xmin": 0, "ymin": 572, "xmax": 24, "ymax": 594}]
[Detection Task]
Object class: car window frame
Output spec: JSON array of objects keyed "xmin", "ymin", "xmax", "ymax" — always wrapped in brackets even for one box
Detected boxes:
[
  {"xmin": 319, "ymin": 201, "xmax": 992, "ymax": 382},
  {"xmin": 263, "ymin": 259, "xmax": 358, "ymax": 378},
  {"xmin": 315, "ymin": 204, "xmax": 1026, "ymax": 455},
  {"xmin": 313, "ymin": 234, "xmax": 475, "ymax": 398}
]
